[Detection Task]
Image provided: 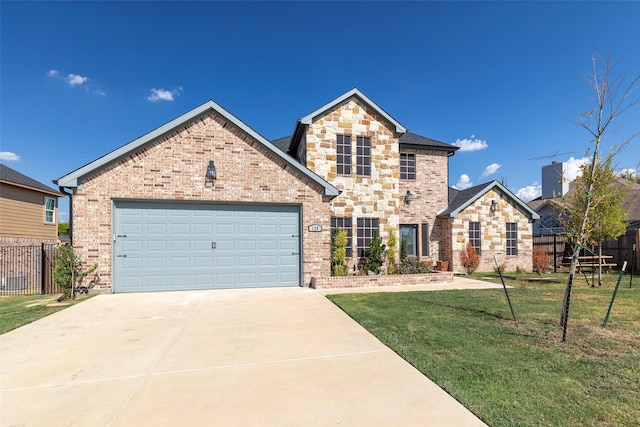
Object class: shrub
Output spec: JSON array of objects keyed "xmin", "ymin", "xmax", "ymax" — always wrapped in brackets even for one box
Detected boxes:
[
  {"xmin": 53, "ymin": 244, "xmax": 97, "ymax": 300},
  {"xmin": 459, "ymin": 242, "xmax": 480, "ymax": 274},
  {"xmin": 532, "ymin": 248, "xmax": 550, "ymax": 275},
  {"xmin": 400, "ymin": 235, "xmax": 408, "ymax": 261},
  {"xmin": 331, "ymin": 228, "xmax": 348, "ymax": 276},
  {"xmin": 494, "ymin": 263, "xmax": 507, "ymax": 273},
  {"xmin": 361, "ymin": 231, "xmax": 386, "ymax": 274},
  {"xmin": 394, "ymin": 257, "xmax": 431, "ymax": 274},
  {"xmin": 386, "ymin": 228, "xmax": 397, "ymax": 263}
]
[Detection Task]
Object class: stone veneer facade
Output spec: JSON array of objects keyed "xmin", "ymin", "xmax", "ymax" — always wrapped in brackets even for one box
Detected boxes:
[
  {"xmin": 303, "ymin": 99, "xmax": 400, "ymax": 269},
  {"xmin": 301, "ymin": 98, "xmax": 452, "ymax": 269},
  {"xmin": 71, "ymin": 111, "xmax": 332, "ymax": 289},
  {"xmin": 448, "ymin": 189, "xmax": 534, "ymax": 273}
]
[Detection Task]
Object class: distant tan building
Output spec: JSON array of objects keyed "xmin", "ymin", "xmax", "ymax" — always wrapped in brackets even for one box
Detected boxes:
[{"xmin": 0, "ymin": 164, "xmax": 62, "ymax": 247}]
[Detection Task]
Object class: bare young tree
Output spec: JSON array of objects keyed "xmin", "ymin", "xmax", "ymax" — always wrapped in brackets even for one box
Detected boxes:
[{"xmin": 560, "ymin": 55, "xmax": 640, "ymax": 342}]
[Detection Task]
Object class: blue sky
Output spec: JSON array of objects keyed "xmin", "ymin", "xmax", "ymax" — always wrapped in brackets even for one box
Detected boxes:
[{"xmin": 2, "ymin": 1, "xmax": 640, "ymax": 222}]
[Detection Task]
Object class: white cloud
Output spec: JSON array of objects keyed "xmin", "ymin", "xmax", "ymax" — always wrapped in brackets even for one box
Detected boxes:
[
  {"xmin": 564, "ymin": 156, "xmax": 589, "ymax": 181},
  {"xmin": 618, "ymin": 168, "xmax": 638, "ymax": 178},
  {"xmin": 47, "ymin": 69, "xmax": 59, "ymax": 77},
  {"xmin": 66, "ymin": 74, "xmax": 88, "ymax": 86},
  {"xmin": 58, "ymin": 210, "xmax": 69, "ymax": 222},
  {"xmin": 453, "ymin": 174, "xmax": 473, "ymax": 190},
  {"xmin": 0, "ymin": 151, "xmax": 20, "ymax": 161},
  {"xmin": 516, "ymin": 182, "xmax": 542, "ymax": 202},
  {"xmin": 147, "ymin": 87, "xmax": 183, "ymax": 102},
  {"xmin": 452, "ymin": 135, "xmax": 488, "ymax": 152},
  {"xmin": 480, "ymin": 163, "xmax": 501, "ymax": 178}
]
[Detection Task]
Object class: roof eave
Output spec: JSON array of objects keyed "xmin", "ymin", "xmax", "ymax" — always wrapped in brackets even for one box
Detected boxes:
[{"xmin": 56, "ymin": 100, "xmax": 340, "ymax": 198}]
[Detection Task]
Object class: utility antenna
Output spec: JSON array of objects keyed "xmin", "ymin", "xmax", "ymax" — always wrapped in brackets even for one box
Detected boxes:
[{"xmin": 528, "ymin": 150, "xmax": 576, "ymax": 161}]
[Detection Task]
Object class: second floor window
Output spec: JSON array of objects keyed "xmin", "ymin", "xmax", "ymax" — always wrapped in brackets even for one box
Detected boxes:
[
  {"xmin": 506, "ymin": 223, "xmax": 518, "ymax": 255},
  {"xmin": 400, "ymin": 153, "xmax": 416, "ymax": 180},
  {"xmin": 44, "ymin": 197, "xmax": 55, "ymax": 224},
  {"xmin": 356, "ymin": 136, "xmax": 371, "ymax": 176},
  {"xmin": 336, "ymin": 134, "xmax": 352, "ymax": 175},
  {"xmin": 469, "ymin": 221, "xmax": 481, "ymax": 255}
]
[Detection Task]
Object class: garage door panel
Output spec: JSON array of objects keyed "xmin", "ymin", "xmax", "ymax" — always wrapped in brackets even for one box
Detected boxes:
[{"xmin": 114, "ymin": 202, "xmax": 301, "ymax": 292}]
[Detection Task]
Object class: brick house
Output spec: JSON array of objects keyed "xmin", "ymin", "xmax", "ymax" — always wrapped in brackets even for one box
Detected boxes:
[
  {"xmin": 439, "ymin": 181, "xmax": 539, "ymax": 273},
  {"xmin": 56, "ymin": 89, "xmax": 535, "ymax": 292}
]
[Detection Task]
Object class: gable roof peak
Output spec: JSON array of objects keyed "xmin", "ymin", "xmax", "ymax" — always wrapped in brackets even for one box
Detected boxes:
[{"xmin": 299, "ymin": 88, "xmax": 407, "ymax": 134}]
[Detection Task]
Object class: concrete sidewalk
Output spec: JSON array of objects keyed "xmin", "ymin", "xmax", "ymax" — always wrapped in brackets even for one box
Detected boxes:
[
  {"xmin": 1, "ymin": 287, "xmax": 487, "ymax": 426},
  {"xmin": 318, "ymin": 274, "xmax": 504, "ymax": 294}
]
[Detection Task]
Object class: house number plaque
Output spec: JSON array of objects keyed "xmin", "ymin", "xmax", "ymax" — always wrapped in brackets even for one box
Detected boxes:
[{"xmin": 308, "ymin": 224, "xmax": 322, "ymax": 232}]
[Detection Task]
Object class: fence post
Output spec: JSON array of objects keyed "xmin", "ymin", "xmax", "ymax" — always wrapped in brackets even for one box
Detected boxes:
[
  {"xmin": 553, "ymin": 234, "xmax": 557, "ymax": 273},
  {"xmin": 41, "ymin": 243, "xmax": 46, "ymax": 294}
]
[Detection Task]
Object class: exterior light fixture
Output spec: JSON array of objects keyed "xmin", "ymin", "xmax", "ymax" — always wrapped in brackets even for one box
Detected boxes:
[
  {"xmin": 490, "ymin": 200, "xmax": 498, "ymax": 213},
  {"xmin": 405, "ymin": 190, "xmax": 414, "ymax": 204},
  {"xmin": 205, "ymin": 160, "xmax": 217, "ymax": 181}
]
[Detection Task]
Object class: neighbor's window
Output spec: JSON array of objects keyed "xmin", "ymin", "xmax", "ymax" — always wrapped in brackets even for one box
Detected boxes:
[
  {"xmin": 44, "ymin": 197, "xmax": 55, "ymax": 224},
  {"xmin": 400, "ymin": 153, "xmax": 416, "ymax": 180},
  {"xmin": 506, "ymin": 222, "xmax": 518, "ymax": 255},
  {"xmin": 469, "ymin": 221, "xmax": 481, "ymax": 255},
  {"xmin": 331, "ymin": 217, "xmax": 353, "ymax": 258},
  {"xmin": 356, "ymin": 136, "xmax": 371, "ymax": 176},
  {"xmin": 357, "ymin": 217, "xmax": 379, "ymax": 257},
  {"xmin": 400, "ymin": 225, "xmax": 417, "ymax": 257},
  {"xmin": 336, "ymin": 134, "xmax": 352, "ymax": 175}
]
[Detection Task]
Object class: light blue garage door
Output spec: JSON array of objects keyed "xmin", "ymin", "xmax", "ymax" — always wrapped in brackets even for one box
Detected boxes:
[{"xmin": 113, "ymin": 201, "xmax": 301, "ymax": 292}]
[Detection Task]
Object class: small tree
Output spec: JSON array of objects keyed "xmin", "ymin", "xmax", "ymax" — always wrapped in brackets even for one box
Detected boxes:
[
  {"xmin": 459, "ymin": 242, "xmax": 480, "ymax": 274},
  {"xmin": 532, "ymin": 248, "xmax": 551, "ymax": 275},
  {"xmin": 53, "ymin": 244, "xmax": 97, "ymax": 300},
  {"xmin": 400, "ymin": 235, "xmax": 408, "ymax": 262},
  {"xmin": 331, "ymin": 228, "xmax": 348, "ymax": 276},
  {"xmin": 559, "ymin": 55, "xmax": 640, "ymax": 339},
  {"xmin": 386, "ymin": 228, "xmax": 397, "ymax": 274},
  {"xmin": 361, "ymin": 231, "xmax": 386, "ymax": 274},
  {"xmin": 58, "ymin": 222, "xmax": 70, "ymax": 236}
]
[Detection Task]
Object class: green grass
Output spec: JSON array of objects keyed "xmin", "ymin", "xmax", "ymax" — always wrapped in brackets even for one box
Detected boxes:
[
  {"xmin": 0, "ymin": 294, "xmax": 92, "ymax": 334},
  {"xmin": 328, "ymin": 271, "xmax": 640, "ymax": 427}
]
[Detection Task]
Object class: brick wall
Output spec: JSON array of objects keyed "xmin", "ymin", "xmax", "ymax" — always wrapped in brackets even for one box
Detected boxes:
[
  {"xmin": 399, "ymin": 149, "xmax": 450, "ymax": 262},
  {"xmin": 310, "ymin": 271, "xmax": 454, "ymax": 289},
  {"xmin": 72, "ymin": 111, "xmax": 332, "ymax": 289},
  {"xmin": 450, "ymin": 189, "xmax": 534, "ymax": 272}
]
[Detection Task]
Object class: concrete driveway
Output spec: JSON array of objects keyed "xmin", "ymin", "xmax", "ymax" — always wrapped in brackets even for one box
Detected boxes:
[{"xmin": 1, "ymin": 287, "xmax": 487, "ymax": 426}]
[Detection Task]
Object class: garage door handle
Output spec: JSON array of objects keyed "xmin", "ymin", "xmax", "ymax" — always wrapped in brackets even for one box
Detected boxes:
[
  {"xmin": 117, "ymin": 254, "xmax": 127, "ymax": 258},
  {"xmin": 291, "ymin": 252, "xmax": 299, "ymax": 255},
  {"xmin": 117, "ymin": 235, "xmax": 127, "ymax": 238},
  {"xmin": 212, "ymin": 242, "xmax": 217, "ymax": 250}
]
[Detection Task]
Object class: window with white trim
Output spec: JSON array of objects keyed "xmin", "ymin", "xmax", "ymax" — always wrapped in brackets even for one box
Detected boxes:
[{"xmin": 44, "ymin": 197, "xmax": 55, "ymax": 224}]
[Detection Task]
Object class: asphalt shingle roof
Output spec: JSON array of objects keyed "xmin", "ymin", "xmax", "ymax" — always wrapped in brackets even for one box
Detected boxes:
[
  {"xmin": 271, "ymin": 132, "xmax": 457, "ymax": 154},
  {"xmin": 0, "ymin": 164, "xmax": 61, "ymax": 195}
]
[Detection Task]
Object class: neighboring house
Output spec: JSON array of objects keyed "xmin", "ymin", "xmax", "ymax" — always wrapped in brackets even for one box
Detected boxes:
[
  {"xmin": 57, "ymin": 88, "xmax": 535, "ymax": 293},
  {"xmin": 438, "ymin": 181, "xmax": 540, "ymax": 273},
  {"xmin": 528, "ymin": 166, "xmax": 640, "ymax": 235},
  {"xmin": 0, "ymin": 164, "xmax": 62, "ymax": 247}
]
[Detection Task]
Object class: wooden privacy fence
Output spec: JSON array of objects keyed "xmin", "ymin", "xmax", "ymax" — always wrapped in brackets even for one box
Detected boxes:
[
  {"xmin": 533, "ymin": 227, "xmax": 640, "ymax": 272},
  {"xmin": 0, "ymin": 244, "xmax": 62, "ymax": 295}
]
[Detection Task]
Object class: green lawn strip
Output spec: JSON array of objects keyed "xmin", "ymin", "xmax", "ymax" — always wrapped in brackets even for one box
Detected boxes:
[
  {"xmin": 0, "ymin": 294, "xmax": 92, "ymax": 334},
  {"xmin": 328, "ymin": 273, "xmax": 640, "ymax": 427}
]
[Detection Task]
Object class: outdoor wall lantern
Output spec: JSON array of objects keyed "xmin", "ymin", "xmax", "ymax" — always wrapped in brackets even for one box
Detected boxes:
[
  {"xmin": 490, "ymin": 199, "xmax": 498, "ymax": 213},
  {"xmin": 205, "ymin": 160, "xmax": 217, "ymax": 181},
  {"xmin": 405, "ymin": 190, "xmax": 414, "ymax": 204}
]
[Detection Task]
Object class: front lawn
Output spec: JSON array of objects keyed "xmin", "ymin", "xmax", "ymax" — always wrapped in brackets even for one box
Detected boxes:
[
  {"xmin": 328, "ymin": 271, "xmax": 640, "ymax": 427},
  {"xmin": 0, "ymin": 294, "xmax": 92, "ymax": 334}
]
